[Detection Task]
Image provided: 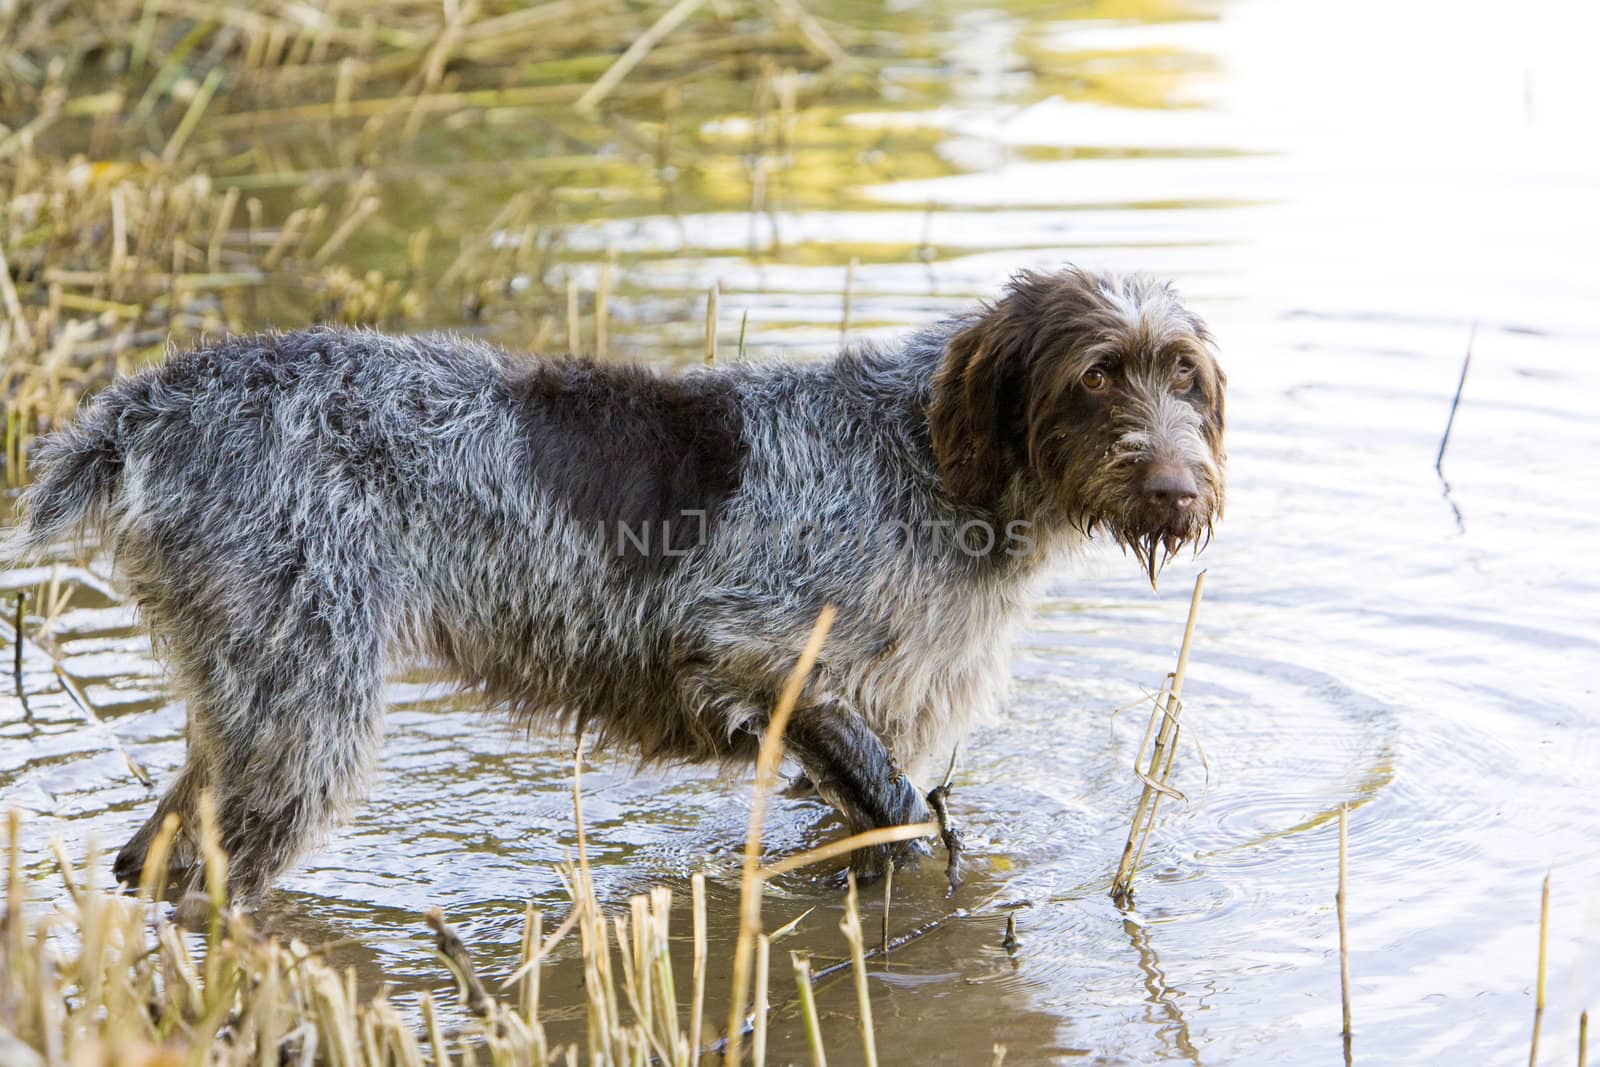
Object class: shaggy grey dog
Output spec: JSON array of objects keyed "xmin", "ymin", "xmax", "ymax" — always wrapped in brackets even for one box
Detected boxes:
[{"xmin": 7, "ymin": 267, "xmax": 1225, "ymax": 905}]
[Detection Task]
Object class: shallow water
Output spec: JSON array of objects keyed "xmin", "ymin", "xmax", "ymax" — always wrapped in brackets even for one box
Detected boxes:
[{"xmin": 5, "ymin": 0, "xmax": 1600, "ymax": 1063}]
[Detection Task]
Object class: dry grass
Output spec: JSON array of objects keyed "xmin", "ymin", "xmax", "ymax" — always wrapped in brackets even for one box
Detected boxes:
[{"xmin": 0, "ymin": 0, "xmax": 855, "ymax": 485}]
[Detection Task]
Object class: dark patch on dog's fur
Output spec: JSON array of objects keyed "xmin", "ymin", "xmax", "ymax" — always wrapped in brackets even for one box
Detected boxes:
[{"xmin": 505, "ymin": 359, "xmax": 745, "ymax": 562}]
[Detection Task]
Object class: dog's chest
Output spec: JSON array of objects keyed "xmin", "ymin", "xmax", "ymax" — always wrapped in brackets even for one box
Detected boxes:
[{"xmin": 843, "ymin": 572, "xmax": 1034, "ymax": 774}]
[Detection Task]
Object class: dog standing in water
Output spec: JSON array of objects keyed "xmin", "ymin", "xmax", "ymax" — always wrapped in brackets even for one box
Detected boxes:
[{"xmin": 7, "ymin": 267, "xmax": 1226, "ymax": 905}]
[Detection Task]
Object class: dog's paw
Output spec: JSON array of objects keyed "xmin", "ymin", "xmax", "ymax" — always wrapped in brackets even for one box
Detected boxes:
[{"xmin": 846, "ymin": 771, "xmax": 936, "ymax": 880}]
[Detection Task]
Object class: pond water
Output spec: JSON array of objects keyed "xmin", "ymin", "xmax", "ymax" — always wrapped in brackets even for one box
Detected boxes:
[{"xmin": 5, "ymin": 0, "xmax": 1600, "ymax": 1063}]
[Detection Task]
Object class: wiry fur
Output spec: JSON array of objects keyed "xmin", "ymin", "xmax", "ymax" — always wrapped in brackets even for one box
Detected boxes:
[{"xmin": 5, "ymin": 266, "xmax": 1225, "ymax": 905}]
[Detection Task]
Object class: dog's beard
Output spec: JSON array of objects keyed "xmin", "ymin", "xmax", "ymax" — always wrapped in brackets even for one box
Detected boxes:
[
  {"xmin": 1069, "ymin": 493, "xmax": 1215, "ymax": 589},
  {"xmin": 1126, "ymin": 519, "xmax": 1211, "ymax": 588}
]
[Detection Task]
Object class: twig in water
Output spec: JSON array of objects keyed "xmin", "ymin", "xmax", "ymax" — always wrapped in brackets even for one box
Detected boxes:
[
  {"xmin": 1338, "ymin": 803, "xmax": 1352, "ymax": 1064},
  {"xmin": 1529, "ymin": 873, "xmax": 1550, "ymax": 1067},
  {"xmin": 1435, "ymin": 321, "xmax": 1477, "ymax": 474},
  {"xmin": 1002, "ymin": 911, "xmax": 1019, "ymax": 953},
  {"xmin": 426, "ymin": 909, "xmax": 497, "ymax": 1019},
  {"xmin": 1110, "ymin": 570, "xmax": 1206, "ymax": 904},
  {"xmin": 926, "ymin": 781, "xmax": 964, "ymax": 895},
  {"xmin": 808, "ymin": 913, "xmax": 949, "ymax": 984},
  {"xmin": 11, "ymin": 592, "xmax": 24, "ymax": 699},
  {"xmin": 926, "ymin": 745, "xmax": 964, "ymax": 894}
]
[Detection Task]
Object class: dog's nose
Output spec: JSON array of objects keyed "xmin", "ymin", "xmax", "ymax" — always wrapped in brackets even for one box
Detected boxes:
[{"xmin": 1143, "ymin": 465, "xmax": 1198, "ymax": 510}]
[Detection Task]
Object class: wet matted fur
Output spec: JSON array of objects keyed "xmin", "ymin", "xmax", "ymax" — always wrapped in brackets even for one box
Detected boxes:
[{"xmin": 5, "ymin": 266, "xmax": 1226, "ymax": 905}]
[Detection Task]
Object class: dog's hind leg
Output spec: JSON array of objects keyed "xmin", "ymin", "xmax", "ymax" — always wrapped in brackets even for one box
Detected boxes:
[
  {"xmin": 113, "ymin": 754, "xmax": 208, "ymax": 893},
  {"xmin": 113, "ymin": 542, "xmax": 393, "ymax": 906},
  {"xmin": 115, "ymin": 622, "xmax": 388, "ymax": 905},
  {"xmin": 782, "ymin": 701, "xmax": 934, "ymax": 878},
  {"xmin": 202, "ymin": 612, "xmax": 389, "ymax": 906}
]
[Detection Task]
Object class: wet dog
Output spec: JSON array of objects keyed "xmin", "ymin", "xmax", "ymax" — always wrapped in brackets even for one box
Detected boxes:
[{"xmin": 7, "ymin": 267, "xmax": 1225, "ymax": 905}]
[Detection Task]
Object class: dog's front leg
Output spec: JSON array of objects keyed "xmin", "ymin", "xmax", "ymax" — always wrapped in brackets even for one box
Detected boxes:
[{"xmin": 782, "ymin": 701, "xmax": 933, "ymax": 878}]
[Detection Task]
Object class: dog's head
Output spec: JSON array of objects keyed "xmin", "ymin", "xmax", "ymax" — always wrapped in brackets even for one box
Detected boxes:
[{"xmin": 929, "ymin": 267, "xmax": 1226, "ymax": 582}]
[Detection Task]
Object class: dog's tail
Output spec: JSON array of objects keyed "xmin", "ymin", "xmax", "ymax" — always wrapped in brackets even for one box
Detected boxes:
[{"xmin": 3, "ymin": 398, "xmax": 125, "ymax": 562}]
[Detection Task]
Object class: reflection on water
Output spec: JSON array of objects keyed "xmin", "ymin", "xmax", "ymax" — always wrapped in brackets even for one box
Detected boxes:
[{"xmin": 5, "ymin": 0, "xmax": 1600, "ymax": 1063}]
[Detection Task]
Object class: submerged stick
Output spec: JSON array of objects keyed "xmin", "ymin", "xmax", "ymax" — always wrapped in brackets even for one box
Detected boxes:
[
  {"xmin": 927, "ymin": 753, "xmax": 964, "ymax": 895},
  {"xmin": 11, "ymin": 593, "xmax": 23, "ymax": 696},
  {"xmin": 1529, "ymin": 873, "xmax": 1550, "ymax": 1067},
  {"xmin": 1435, "ymin": 321, "xmax": 1476, "ymax": 474},
  {"xmin": 809, "ymin": 913, "xmax": 948, "ymax": 984},
  {"xmin": 1002, "ymin": 912, "xmax": 1019, "ymax": 952},
  {"xmin": 1338, "ymin": 804, "xmax": 1352, "ymax": 1060},
  {"xmin": 1110, "ymin": 570, "xmax": 1206, "ymax": 904},
  {"xmin": 426, "ymin": 909, "xmax": 496, "ymax": 1019}
]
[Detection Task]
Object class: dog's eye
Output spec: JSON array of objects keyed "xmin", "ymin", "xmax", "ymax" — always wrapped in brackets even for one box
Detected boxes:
[
  {"xmin": 1173, "ymin": 359, "xmax": 1197, "ymax": 388},
  {"xmin": 1082, "ymin": 368, "xmax": 1109, "ymax": 391}
]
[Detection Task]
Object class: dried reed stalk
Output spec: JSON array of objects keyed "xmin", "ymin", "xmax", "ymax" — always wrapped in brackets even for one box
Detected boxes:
[
  {"xmin": 1338, "ymin": 803, "xmax": 1352, "ymax": 1060},
  {"xmin": 791, "ymin": 952, "xmax": 828, "ymax": 1067},
  {"xmin": 691, "ymin": 871, "xmax": 708, "ymax": 1065},
  {"xmin": 840, "ymin": 873, "xmax": 878, "ymax": 1067},
  {"xmin": 1530, "ymin": 873, "xmax": 1550, "ymax": 1067},
  {"xmin": 1110, "ymin": 570, "xmax": 1206, "ymax": 904},
  {"xmin": 576, "ymin": 0, "xmax": 706, "ymax": 114},
  {"xmin": 753, "ymin": 933, "xmax": 771, "ymax": 1067},
  {"xmin": 725, "ymin": 605, "xmax": 836, "ymax": 1064},
  {"xmin": 705, "ymin": 283, "xmax": 719, "ymax": 365}
]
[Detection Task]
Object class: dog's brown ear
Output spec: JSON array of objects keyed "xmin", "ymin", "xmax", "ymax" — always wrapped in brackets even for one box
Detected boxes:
[
  {"xmin": 1204, "ymin": 357, "xmax": 1227, "ymax": 494},
  {"xmin": 928, "ymin": 300, "xmax": 1027, "ymax": 508}
]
